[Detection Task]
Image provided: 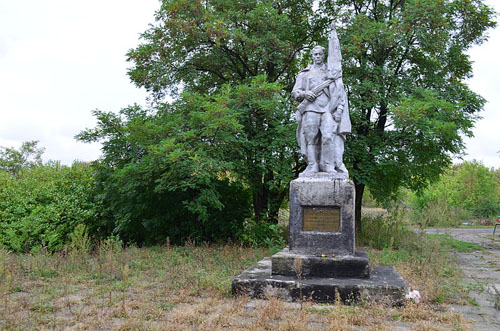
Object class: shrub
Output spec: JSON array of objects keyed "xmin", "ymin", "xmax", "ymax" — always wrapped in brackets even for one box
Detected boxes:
[
  {"xmin": 0, "ymin": 162, "xmax": 102, "ymax": 252},
  {"xmin": 409, "ymin": 161, "xmax": 500, "ymax": 226},
  {"xmin": 99, "ymin": 174, "xmax": 252, "ymax": 246},
  {"xmin": 237, "ymin": 219, "xmax": 286, "ymax": 251},
  {"xmin": 357, "ymin": 211, "xmax": 415, "ymax": 250}
]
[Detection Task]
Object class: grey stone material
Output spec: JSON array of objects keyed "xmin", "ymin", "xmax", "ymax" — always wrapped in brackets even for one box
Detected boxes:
[
  {"xmin": 289, "ymin": 176, "xmax": 355, "ymax": 255},
  {"xmin": 232, "ymin": 257, "xmax": 408, "ymax": 305},
  {"xmin": 271, "ymin": 248, "xmax": 369, "ymax": 278},
  {"xmin": 292, "ymin": 24, "xmax": 351, "ymax": 176}
]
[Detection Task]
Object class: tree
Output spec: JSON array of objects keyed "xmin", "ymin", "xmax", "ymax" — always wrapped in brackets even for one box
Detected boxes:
[
  {"xmin": 77, "ymin": 102, "xmax": 253, "ymax": 244},
  {"xmin": 410, "ymin": 160, "xmax": 500, "ymax": 226},
  {"xmin": 0, "ymin": 141, "xmax": 44, "ymax": 177},
  {"xmin": 87, "ymin": 0, "xmax": 495, "ymax": 234},
  {"xmin": 125, "ymin": 0, "xmax": 328, "ymax": 222},
  {"xmin": 319, "ymin": 0, "xmax": 496, "ymax": 230}
]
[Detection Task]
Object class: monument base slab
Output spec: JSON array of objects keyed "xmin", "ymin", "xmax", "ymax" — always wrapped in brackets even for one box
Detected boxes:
[
  {"xmin": 271, "ymin": 248, "xmax": 369, "ymax": 278},
  {"xmin": 232, "ymin": 257, "xmax": 408, "ymax": 305}
]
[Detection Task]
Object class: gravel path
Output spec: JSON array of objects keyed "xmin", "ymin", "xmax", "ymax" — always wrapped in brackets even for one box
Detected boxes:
[{"xmin": 424, "ymin": 228, "xmax": 500, "ymax": 330}]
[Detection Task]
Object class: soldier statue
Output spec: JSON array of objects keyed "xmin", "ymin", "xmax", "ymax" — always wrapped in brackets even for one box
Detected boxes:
[{"xmin": 292, "ymin": 24, "xmax": 351, "ymax": 176}]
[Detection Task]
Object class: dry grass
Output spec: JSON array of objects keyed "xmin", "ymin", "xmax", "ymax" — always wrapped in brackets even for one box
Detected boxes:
[{"xmin": 0, "ymin": 235, "xmax": 474, "ymax": 330}]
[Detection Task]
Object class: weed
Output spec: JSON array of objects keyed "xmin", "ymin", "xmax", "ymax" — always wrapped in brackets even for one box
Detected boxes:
[
  {"xmin": 159, "ymin": 301, "xmax": 174, "ymax": 312},
  {"xmin": 427, "ymin": 234, "xmax": 484, "ymax": 252},
  {"xmin": 68, "ymin": 224, "xmax": 91, "ymax": 255},
  {"xmin": 30, "ymin": 304, "xmax": 55, "ymax": 313},
  {"xmin": 466, "ymin": 297, "xmax": 479, "ymax": 306}
]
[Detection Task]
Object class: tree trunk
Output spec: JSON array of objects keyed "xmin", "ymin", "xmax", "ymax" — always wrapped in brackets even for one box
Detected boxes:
[
  {"xmin": 354, "ymin": 182, "xmax": 365, "ymax": 234},
  {"xmin": 252, "ymin": 181, "xmax": 268, "ymax": 221},
  {"xmin": 253, "ymin": 191, "xmax": 265, "ymax": 221}
]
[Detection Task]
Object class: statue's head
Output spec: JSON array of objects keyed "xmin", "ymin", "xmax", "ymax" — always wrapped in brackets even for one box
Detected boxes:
[{"xmin": 311, "ymin": 46, "xmax": 325, "ymax": 65}]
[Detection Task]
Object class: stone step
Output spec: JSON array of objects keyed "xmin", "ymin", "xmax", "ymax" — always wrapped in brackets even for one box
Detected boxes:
[{"xmin": 271, "ymin": 248, "xmax": 370, "ymax": 278}]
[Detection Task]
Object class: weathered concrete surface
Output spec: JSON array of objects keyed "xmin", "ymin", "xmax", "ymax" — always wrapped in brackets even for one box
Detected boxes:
[
  {"xmin": 271, "ymin": 248, "xmax": 369, "ymax": 278},
  {"xmin": 289, "ymin": 177, "xmax": 355, "ymax": 255},
  {"xmin": 232, "ymin": 257, "xmax": 408, "ymax": 305},
  {"xmin": 424, "ymin": 228, "xmax": 500, "ymax": 329}
]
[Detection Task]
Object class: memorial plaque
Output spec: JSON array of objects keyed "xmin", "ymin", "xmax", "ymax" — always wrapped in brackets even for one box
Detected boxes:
[{"xmin": 303, "ymin": 207, "xmax": 340, "ymax": 232}]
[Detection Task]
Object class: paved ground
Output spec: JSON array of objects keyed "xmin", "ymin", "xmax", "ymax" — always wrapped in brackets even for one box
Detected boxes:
[{"xmin": 424, "ymin": 228, "xmax": 500, "ymax": 330}]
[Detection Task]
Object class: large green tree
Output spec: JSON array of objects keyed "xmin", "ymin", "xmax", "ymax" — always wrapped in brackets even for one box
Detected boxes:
[
  {"xmin": 320, "ymin": 0, "xmax": 496, "ymax": 230},
  {"xmin": 124, "ymin": 0, "xmax": 327, "ymax": 222},
  {"xmin": 84, "ymin": 0, "xmax": 495, "ymax": 236}
]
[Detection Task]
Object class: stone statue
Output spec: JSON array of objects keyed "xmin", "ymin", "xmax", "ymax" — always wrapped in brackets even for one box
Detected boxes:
[{"xmin": 292, "ymin": 24, "xmax": 351, "ymax": 176}]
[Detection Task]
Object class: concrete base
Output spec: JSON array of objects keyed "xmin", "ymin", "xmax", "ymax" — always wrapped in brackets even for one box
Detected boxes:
[
  {"xmin": 232, "ymin": 258, "xmax": 408, "ymax": 305},
  {"xmin": 271, "ymin": 248, "xmax": 370, "ymax": 278},
  {"xmin": 289, "ymin": 177, "xmax": 355, "ymax": 255}
]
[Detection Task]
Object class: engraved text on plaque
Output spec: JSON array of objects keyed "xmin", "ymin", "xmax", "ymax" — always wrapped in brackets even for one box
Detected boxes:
[{"xmin": 303, "ymin": 207, "xmax": 340, "ymax": 232}]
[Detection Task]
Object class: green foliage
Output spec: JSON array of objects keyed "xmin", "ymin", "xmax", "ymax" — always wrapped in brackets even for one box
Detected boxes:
[
  {"xmin": 410, "ymin": 161, "xmax": 500, "ymax": 226},
  {"xmin": 0, "ymin": 141, "xmax": 44, "ymax": 177},
  {"xmin": 77, "ymin": 103, "xmax": 253, "ymax": 245},
  {"xmin": 0, "ymin": 162, "xmax": 102, "ymax": 252},
  {"xmin": 320, "ymin": 0, "xmax": 496, "ymax": 230},
  {"xmin": 127, "ymin": 0, "xmax": 326, "ymax": 98},
  {"xmin": 237, "ymin": 219, "xmax": 286, "ymax": 251},
  {"xmin": 123, "ymin": 0, "xmax": 496, "ymax": 234}
]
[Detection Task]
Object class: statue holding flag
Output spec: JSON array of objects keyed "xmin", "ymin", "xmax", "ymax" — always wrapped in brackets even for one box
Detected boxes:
[{"xmin": 292, "ymin": 24, "xmax": 351, "ymax": 176}]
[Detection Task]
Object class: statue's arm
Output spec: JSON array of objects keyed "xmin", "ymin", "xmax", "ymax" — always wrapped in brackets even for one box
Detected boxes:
[{"xmin": 291, "ymin": 73, "xmax": 305, "ymax": 102}]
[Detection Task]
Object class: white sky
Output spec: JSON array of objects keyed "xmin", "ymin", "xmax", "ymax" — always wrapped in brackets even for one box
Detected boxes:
[
  {"xmin": 462, "ymin": 0, "xmax": 500, "ymax": 169},
  {"xmin": 1, "ymin": 0, "xmax": 499, "ymax": 168},
  {"xmin": 0, "ymin": 0, "xmax": 158, "ymax": 164}
]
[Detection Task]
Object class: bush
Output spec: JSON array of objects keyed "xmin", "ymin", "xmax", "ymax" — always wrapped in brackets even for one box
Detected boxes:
[
  {"xmin": 237, "ymin": 219, "xmax": 286, "ymax": 251},
  {"xmin": 409, "ymin": 161, "xmax": 500, "ymax": 226},
  {"xmin": 0, "ymin": 162, "xmax": 102, "ymax": 252},
  {"xmin": 97, "ymin": 172, "xmax": 252, "ymax": 246},
  {"xmin": 357, "ymin": 211, "xmax": 415, "ymax": 250}
]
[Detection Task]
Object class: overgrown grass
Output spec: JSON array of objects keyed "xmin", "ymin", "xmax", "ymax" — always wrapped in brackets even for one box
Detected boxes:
[
  {"xmin": 359, "ymin": 215, "xmax": 476, "ymax": 305},
  {"xmin": 0, "ymin": 241, "xmax": 270, "ymax": 329},
  {"xmin": 0, "ymin": 218, "xmax": 476, "ymax": 329},
  {"xmin": 428, "ymin": 234, "xmax": 484, "ymax": 252}
]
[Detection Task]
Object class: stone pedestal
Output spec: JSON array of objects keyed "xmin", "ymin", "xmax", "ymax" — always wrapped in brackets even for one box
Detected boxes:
[
  {"xmin": 232, "ymin": 173, "xmax": 408, "ymax": 305},
  {"xmin": 289, "ymin": 175, "xmax": 355, "ymax": 255},
  {"xmin": 232, "ymin": 258, "xmax": 408, "ymax": 305}
]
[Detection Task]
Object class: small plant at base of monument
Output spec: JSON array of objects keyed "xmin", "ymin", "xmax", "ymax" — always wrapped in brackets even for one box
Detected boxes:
[
  {"xmin": 237, "ymin": 218, "xmax": 286, "ymax": 252},
  {"xmin": 357, "ymin": 212, "xmax": 413, "ymax": 250}
]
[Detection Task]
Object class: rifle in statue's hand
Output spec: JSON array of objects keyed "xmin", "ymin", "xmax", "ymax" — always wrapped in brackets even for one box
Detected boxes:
[{"xmin": 296, "ymin": 78, "xmax": 334, "ymax": 114}]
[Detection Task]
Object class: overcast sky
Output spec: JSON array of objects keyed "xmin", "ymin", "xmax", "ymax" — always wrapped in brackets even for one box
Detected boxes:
[{"xmin": 1, "ymin": 0, "xmax": 499, "ymax": 169}]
